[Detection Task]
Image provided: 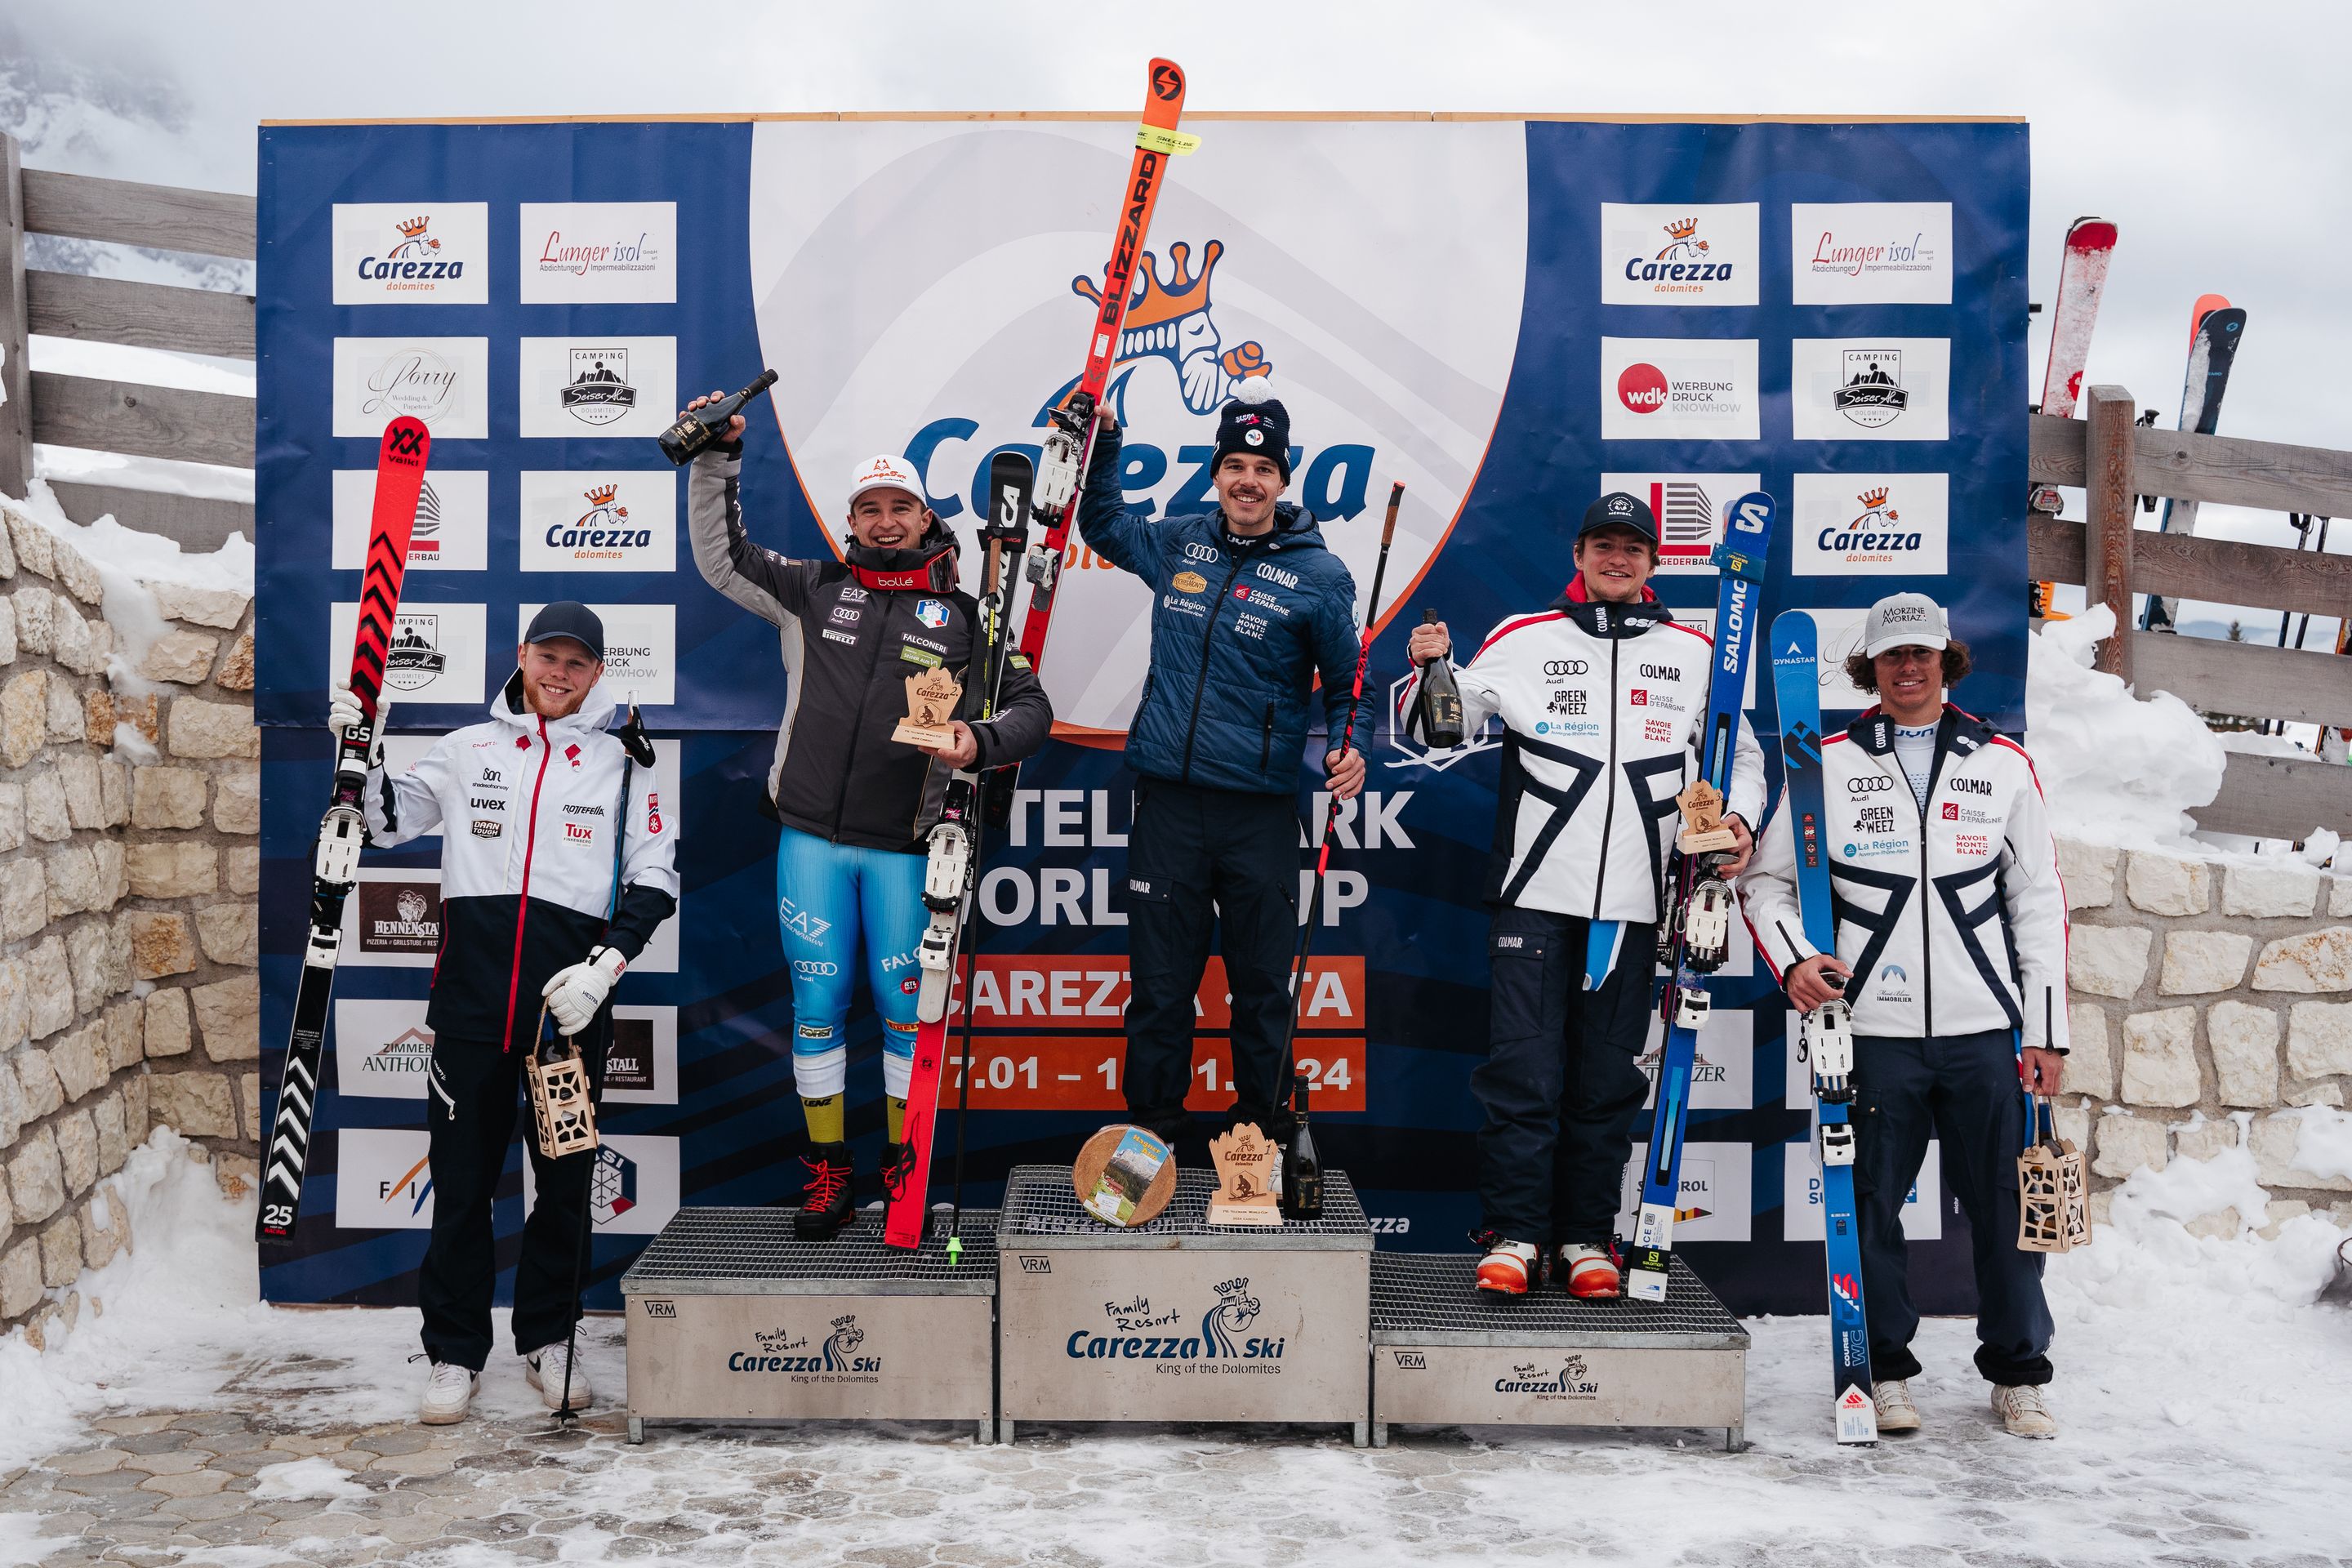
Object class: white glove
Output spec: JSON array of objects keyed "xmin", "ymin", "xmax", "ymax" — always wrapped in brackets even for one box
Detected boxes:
[
  {"xmin": 327, "ymin": 679, "xmax": 367, "ymax": 737},
  {"xmin": 541, "ymin": 947, "xmax": 626, "ymax": 1036}
]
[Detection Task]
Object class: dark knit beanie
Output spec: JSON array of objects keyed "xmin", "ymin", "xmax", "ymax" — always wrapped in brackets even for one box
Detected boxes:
[{"xmin": 1211, "ymin": 379, "xmax": 1291, "ymax": 482}]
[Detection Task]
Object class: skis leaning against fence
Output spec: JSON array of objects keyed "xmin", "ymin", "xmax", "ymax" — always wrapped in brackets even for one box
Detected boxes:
[
  {"xmin": 1769, "ymin": 610, "xmax": 1878, "ymax": 1445},
  {"xmin": 257, "ymin": 416, "xmax": 431, "ymax": 1249},
  {"xmin": 2142, "ymin": 296, "xmax": 2247, "ymax": 631},
  {"xmin": 1625, "ymin": 489, "xmax": 1775, "ymax": 1304}
]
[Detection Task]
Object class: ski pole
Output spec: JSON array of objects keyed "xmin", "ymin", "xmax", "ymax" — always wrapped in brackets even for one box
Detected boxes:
[{"xmin": 1276, "ymin": 482, "xmax": 1402, "ymax": 1094}]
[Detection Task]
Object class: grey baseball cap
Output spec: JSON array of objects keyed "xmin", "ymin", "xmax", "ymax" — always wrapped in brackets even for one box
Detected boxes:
[{"xmin": 1861, "ymin": 592, "xmax": 1949, "ymax": 657}]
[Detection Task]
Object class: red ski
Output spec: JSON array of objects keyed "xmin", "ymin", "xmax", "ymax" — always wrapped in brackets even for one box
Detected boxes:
[
  {"xmin": 2037, "ymin": 216, "xmax": 2117, "ymax": 421},
  {"xmin": 258, "ymin": 416, "xmax": 431, "ymax": 1248}
]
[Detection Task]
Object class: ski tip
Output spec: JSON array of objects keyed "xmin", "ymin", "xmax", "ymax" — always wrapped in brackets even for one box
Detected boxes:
[
  {"xmin": 1146, "ymin": 59, "xmax": 1186, "ymax": 113},
  {"xmin": 2065, "ymin": 218, "xmax": 2118, "ymax": 251},
  {"xmin": 377, "ymin": 416, "xmax": 430, "ymax": 469}
]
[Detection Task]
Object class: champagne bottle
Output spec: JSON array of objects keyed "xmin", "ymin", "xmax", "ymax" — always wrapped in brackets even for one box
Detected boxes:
[
  {"xmin": 657, "ymin": 368, "xmax": 780, "ymax": 466},
  {"xmin": 1281, "ymin": 1070, "xmax": 1324, "ymax": 1222},
  {"xmin": 1413, "ymin": 608, "xmax": 1466, "ymax": 749}
]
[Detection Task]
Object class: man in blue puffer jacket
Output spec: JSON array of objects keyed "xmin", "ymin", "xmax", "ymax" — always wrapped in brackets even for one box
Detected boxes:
[{"xmin": 1078, "ymin": 383, "xmax": 1375, "ymax": 1147}]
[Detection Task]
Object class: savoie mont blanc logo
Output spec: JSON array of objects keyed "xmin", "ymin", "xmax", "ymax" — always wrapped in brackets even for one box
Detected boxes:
[
  {"xmin": 726, "ymin": 1314, "xmax": 881, "ymax": 1377},
  {"xmin": 1064, "ymin": 1276, "xmax": 1287, "ymax": 1367}
]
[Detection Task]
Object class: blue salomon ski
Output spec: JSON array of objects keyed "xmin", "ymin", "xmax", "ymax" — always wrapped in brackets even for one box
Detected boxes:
[
  {"xmin": 1770, "ymin": 609, "xmax": 1878, "ymax": 1444},
  {"xmin": 1625, "ymin": 491, "xmax": 1775, "ymax": 1304}
]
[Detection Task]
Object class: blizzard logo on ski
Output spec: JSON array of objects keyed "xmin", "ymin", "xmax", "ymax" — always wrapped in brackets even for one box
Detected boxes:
[
  {"xmin": 1064, "ymin": 1275, "xmax": 1285, "ymax": 1365},
  {"xmin": 1495, "ymin": 1355, "xmax": 1601, "ymax": 1400},
  {"xmin": 1074, "ymin": 239, "xmax": 1274, "ymax": 416},
  {"xmin": 1601, "ymin": 203, "xmax": 1757, "ymax": 305},
  {"xmin": 560, "ymin": 350, "xmax": 639, "ymax": 426},
  {"xmin": 384, "ymin": 617, "xmax": 448, "ymax": 692}
]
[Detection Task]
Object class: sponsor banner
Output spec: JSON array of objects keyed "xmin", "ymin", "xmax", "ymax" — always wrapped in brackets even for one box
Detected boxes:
[
  {"xmin": 336, "ymin": 869, "xmax": 443, "ymax": 969},
  {"xmin": 519, "ymin": 337, "xmax": 678, "ymax": 439},
  {"xmin": 1784, "ymin": 1137, "xmax": 1944, "ymax": 1241},
  {"xmin": 951, "ymin": 955, "xmax": 1364, "ymax": 1031},
  {"xmin": 1794, "ymin": 608, "xmax": 1877, "ymax": 711},
  {"xmin": 519, "ymin": 201, "xmax": 678, "ymax": 305},
  {"xmin": 327, "ymin": 600, "xmax": 486, "ymax": 706},
  {"xmin": 332, "ymin": 468, "xmax": 488, "ymax": 572},
  {"xmin": 1670, "ymin": 605, "xmax": 1760, "ymax": 713},
  {"xmin": 335, "ymin": 1128, "xmax": 435, "ymax": 1229},
  {"xmin": 946, "ymin": 1036, "xmax": 1365, "ymax": 1113},
  {"xmin": 1599, "ymin": 337, "xmax": 1759, "ymax": 441},
  {"xmin": 331, "ymin": 336, "xmax": 489, "ymax": 439},
  {"xmin": 333, "ymin": 997, "xmax": 434, "ymax": 1098},
  {"xmin": 1598, "ymin": 203, "xmax": 1758, "ymax": 306},
  {"xmin": 1791, "ymin": 472, "xmax": 1949, "ymax": 577},
  {"xmin": 1791, "ymin": 338, "xmax": 1952, "ymax": 442},
  {"xmin": 604, "ymin": 1006, "xmax": 679, "ymax": 1105},
  {"xmin": 331, "ymin": 203, "xmax": 489, "ymax": 305},
  {"xmin": 523, "ymin": 1134, "xmax": 680, "ymax": 1235},
  {"xmin": 1791, "ymin": 202, "xmax": 1955, "ymax": 305},
  {"xmin": 1639, "ymin": 1006, "xmax": 1753, "ymax": 1111},
  {"xmin": 1617, "ymin": 1141, "xmax": 1753, "ymax": 1243},
  {"xmin": 516, "ymin": 603, "xmax": 676, "ymax": 707},
  {"xmin": 517, "ymin": 470, "xmax": 678, "ymax": 573},
  {"xmin": 1597, "ymin": 471, "xmax": 1760, "ymax": 575}
]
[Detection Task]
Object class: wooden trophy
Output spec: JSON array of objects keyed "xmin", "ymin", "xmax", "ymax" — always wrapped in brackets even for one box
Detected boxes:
[
  {"xmin": 893, "ymin": 666, "xmax": 964, "ymax": 749},
  {"xmin": 1206, "ymin": 1123, "xmax": 1283, "ymax": 1227},
  {"xmin": 524, "ymin": 1005, "xmax": 598, "ymax": 1160},
  {"xmin": 1074, "ymin": 1125, "xmax": 1177, "ymax": 1228},
  {"xmin": 2016, "ymin": 1095, "xmax": 2091, "ymax": 1253},
  {"xmin": 1675, "ymin": 778, "xmax": 1738, "ymax": 854}
]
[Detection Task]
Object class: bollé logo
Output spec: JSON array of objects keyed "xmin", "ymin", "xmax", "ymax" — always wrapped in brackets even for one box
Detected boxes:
[{"xmin": 1617, "ymin": 363, "xmax": 1669, "ymax": 413}]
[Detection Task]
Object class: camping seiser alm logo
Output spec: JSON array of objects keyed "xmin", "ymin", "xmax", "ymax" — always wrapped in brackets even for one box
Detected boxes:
[
  {"xmin": 383, "ymin": 613, "xmax": 448, "ymax": 691},
  {"xmin": 1064, "ymin": 1275, "xmax": 1288, "ymax": 1368},
  {"xmin": 726, "ymin": 1314, "xmax": 882, "ymax": 1379},
  {"xmin": 561, "ymin": 349, "xmax": 639, "ymax": 426},
  {"xmin": 1835, "ymin": 350, "xmax": 1911, "ymax": 428}
]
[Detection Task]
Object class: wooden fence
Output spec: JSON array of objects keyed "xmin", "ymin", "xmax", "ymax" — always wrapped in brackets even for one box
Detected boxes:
[
  {"xmin": 0, "ymin": 132, "xmax": 256, "ymax": 549},
  {"xmin": 5, "ymin": 136, "xmax": 2351, "ymax": 838}
]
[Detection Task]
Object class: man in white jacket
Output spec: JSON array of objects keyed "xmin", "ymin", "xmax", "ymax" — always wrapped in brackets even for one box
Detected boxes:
[
  {"xmin": 1404, "ymin": 492, "xmax": 1764, "ymax": 1298},
  {"xmin": 1740, "ymin": 592, "xmax": 2069, "ymax": 1440}
]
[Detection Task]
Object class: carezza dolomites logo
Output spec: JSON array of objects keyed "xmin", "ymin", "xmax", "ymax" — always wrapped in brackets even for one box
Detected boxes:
[
  {"xmin": 332, "ymin": 203, "xmax": 488, "ymax": 305},
  {"xmin": 1601, "ymin": 203, "xmax": 1757, "ymax": 306},
  {"xmin": 1793, "ymin": 473, "xmax": 1949, "ymax": 577},
  {"xmin": 1497, "ymin": 1354, "xmax": 1601, "ymax": 1401},
  {"xmin": 1064, "ymin": 1275, "xmax": 1288, "ymax": 1366}
]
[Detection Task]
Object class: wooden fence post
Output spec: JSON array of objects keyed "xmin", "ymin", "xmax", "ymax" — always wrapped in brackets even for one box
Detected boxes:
[
  {"xmin": 2083, "ymin": 383, "xmax": 2136, "ymax": 682},
  {"xmin": 0, "ymin": 133, "xmax": 32, "ymax": 501}
]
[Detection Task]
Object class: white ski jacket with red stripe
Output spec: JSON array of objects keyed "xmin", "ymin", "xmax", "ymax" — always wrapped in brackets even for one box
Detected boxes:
[
  {"xmin": 1397, "ymin": 581, "xmax": 1765, "ymax": 923},
  {"xmin": 363, "ymin": 675, "xmax": 678, "ymax": 1050},
  {"xmin": 1740, "ymin": 705, "xmax": 2071, "ymax": 1052}
]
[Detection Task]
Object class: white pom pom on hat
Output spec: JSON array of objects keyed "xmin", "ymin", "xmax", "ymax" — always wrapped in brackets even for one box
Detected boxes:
[{"xmin": 1230, "ymin": 375, "xmax": 1273, "ymax": 406}]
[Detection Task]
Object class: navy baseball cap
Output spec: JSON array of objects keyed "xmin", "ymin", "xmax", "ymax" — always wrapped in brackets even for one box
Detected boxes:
[
  {"xmin": 523, "ymin": 601, "xmax": 605, "ymax": 660},
  {"xmin": 1579, "ymin": 491, "xmax": 1658, "ymax": 545}
]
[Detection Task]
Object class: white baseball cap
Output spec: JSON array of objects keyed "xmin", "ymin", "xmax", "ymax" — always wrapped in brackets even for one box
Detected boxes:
[
  {"xmin": 847, "ymin": 453, "xmax": 926, "ymax": 508},
  {"xmin": 1862, "ymin": 591, "xmax": 1951, "ymax": 657}
]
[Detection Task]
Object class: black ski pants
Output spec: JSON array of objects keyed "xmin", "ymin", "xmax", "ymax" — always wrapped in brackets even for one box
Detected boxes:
[
  {"xmin": 1472, "ymin": 906, "xmax": 1658, "ymax": 1247},
  {"xmin": 1853, "ymin": 1027, "xmax": 2055, "ymax": 1388},
  {"xmin": 417, "ymin": 1031, "xmax": 608, "ymax": 1372},
  {"xmin": 1121, "ymin": 777, "xmax": 1299, "ymax": 1143}
]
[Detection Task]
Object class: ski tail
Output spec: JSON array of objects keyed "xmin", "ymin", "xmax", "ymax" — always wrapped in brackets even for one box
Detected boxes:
[
  {"xmin": 258, "ymin": 416, "xmax": 430, "ymax": 1250},
  {"xmin": 2145, "ymin": 301, "xmax": 2247, "ymax": 629},
  {"xmin": 2036, "ymin": 216, "xmax": 2116, "ymax": 420}
]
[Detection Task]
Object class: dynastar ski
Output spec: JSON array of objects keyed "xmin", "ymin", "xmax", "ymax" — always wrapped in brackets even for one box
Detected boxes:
[
  {"xmin": 258, "ymin": 416, "xmax": 431, "ymax": 1248},
  {"xmin": 2143, "ymin": 296, "xmax": 2247, "ymax": 630},
  {"xmin": 1010, "ymin": 57, "xmax": 1192, "ymax": 684},
  {"xmin": 1769, "ymin": 610, "xmax": 1878, "ymax": 1445},
  {"xmin": 885, "ymin": 452, "xmax": 1034, "ymax": 1251},
  {"xmin": 1625, "ymin": 490, "xmax": 1775, "ymax": 1304}
]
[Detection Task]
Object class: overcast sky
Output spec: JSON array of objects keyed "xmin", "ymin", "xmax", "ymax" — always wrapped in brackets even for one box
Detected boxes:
[{"xmin": 7, "ymin": 0, "xmax": 2348, "ymax": 553}]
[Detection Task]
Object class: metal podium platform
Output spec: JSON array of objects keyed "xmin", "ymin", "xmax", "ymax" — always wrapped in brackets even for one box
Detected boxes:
[
  {"xmin": 1367, "ymin": 1252, "xmax": 1748, "ymax": 1449},
  {"xmin": 620, "ymin": 1207, "xmax": 998, "ymax": 1443},
  {"xmin": 995, "ymin": 1164, "xmax": 1374, "ymax": 1446}
]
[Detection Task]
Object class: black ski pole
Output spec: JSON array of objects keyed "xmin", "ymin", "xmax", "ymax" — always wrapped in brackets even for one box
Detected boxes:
[{"xmin": 1275, "ymin": 483, "xmax": 1401, "ymax": 1116}]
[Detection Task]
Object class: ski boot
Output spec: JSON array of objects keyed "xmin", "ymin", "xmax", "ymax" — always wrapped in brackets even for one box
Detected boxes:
[
  {"xmin": 1472, "ymin": 1231, "xmax": 1541, "ymax": 1297},
  {"xmin": 795, "ymin": 1143, "xmax": 857, "ymax": 1241},
  {"xmin": 1557, "ymin": 1242, "xmax": 1622, "ymax": 1300}
]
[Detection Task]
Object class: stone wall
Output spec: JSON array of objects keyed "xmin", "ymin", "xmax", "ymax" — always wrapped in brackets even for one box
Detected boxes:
[
  {"xmin": 0, "ymin": 497, "xmax": 256, "ymax": 1341},
  {"xmin": 2058, "ymin": 839, "xmax": 2352, "ymax": 1236}
]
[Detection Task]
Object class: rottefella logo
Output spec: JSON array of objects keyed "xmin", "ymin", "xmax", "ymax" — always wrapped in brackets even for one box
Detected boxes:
[{"xmin": 1063, "ymin": 1275, "xmax": 1288, "ymax": 1369}]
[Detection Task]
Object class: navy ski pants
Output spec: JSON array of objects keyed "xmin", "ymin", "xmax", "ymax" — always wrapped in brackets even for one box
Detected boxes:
[
  {"xmin": 1853, "ymin": 1027, "xmax": 2055, "ymax": 1387},
  {"xmin": 1472, "ymin": 906, "xmax": 1658, "ymax": 1247}
]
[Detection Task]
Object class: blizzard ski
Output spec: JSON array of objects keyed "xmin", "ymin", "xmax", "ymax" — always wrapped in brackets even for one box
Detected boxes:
[
  {"xmin": 2036, "ymin": 217, "xmax": 2118, "ymax": 421},
  {"xmin": 257, "ymin": 416, "xmax": 431, "ymax": 1248},
  {"xmin": 2143, "ymin": 296, "xmax": 2247, "ymax": 630},
  {"xmin": 1769, "ymin": 610, "xmax": 1878, "ymax": 1445},
  {"xmin": 885, "ymin": 452, "xmax": 1033, "ymax": 1250},
  {"xmin": 1009, "ymin": 57, "xmax": 1192, "ymax": 687},
  {"xmin": 1625, "ymin": 490, "xmax": 1775, "ymax": 1304}
]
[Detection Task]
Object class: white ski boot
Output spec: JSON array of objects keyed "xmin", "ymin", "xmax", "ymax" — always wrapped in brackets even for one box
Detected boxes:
[
  {"xmin": 1474, "ymin": 1236, "xmax": 1540, "ymax": 1297},
  {"xmin": 418, "ymin": 1360, "xmax": 478, "ymax": 1425},
  {"xmin": 525, "ymin": 1341, "xmax": 592, "ymax": 1413},
  {"xmin": 1992, "ymin": 1383, "xmax": 2057, "ymax": 1439},
  {"xmin": 1873, "ymin": 1378, "xmax": 1922, "ymax": 1433}
]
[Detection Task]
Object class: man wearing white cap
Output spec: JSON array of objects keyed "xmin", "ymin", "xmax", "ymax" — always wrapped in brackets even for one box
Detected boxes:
[
  {"xmin": 684, "ymin": 393, "xmax": 1053, "ymax": 1239},
  {"xmin": 1740, "ymin": 591, "xmax": 2071, "ymax": 1439}
]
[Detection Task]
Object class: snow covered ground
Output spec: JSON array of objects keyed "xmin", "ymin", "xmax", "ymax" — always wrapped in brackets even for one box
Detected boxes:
[{"xmin": 1, "ymin": 1132, "xmax": 2345, "ymax": 1566}]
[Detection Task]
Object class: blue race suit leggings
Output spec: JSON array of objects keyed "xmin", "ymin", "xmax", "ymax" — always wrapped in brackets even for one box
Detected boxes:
[{"xmin": 775, "ymin": 823, "xmax": 928, "ymax": 1102}]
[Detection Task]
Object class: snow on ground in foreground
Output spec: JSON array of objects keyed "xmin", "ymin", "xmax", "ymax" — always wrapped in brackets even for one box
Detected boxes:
[{"xmin": 1, "ymin": 1132, "xmax": 2347, "ymax": 1565}]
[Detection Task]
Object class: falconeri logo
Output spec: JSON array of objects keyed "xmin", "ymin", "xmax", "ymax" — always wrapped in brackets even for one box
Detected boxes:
[
  {"xmin": 1063, "ymin": 1275, "xmax": 1288, "ymax": 1368},
  {"xmin": 561, "ymin": 350, "xmax": 639, "ymax": 425}
]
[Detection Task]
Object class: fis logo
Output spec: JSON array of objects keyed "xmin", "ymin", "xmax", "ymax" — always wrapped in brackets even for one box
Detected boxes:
[{"xmin": 589, "ymin": 1144, "xmax": 639, "ymax": 1226}]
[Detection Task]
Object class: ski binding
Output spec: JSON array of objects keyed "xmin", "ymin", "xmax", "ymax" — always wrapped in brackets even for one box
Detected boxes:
[{"xmin": 1681, "ymin": 876, "xmax": 1733, "ymax": 971}]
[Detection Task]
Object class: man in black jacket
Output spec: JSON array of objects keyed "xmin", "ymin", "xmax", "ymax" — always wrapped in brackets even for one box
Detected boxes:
[{"xmin": 685, "ymin": 393, "xmax": 1053, "ymax": 1237}]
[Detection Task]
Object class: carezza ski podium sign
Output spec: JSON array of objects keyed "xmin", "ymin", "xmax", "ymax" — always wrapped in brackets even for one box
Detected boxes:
[{"xmin": 252, "ymin": 112, "xmax": 2025, "ymax": 1316}]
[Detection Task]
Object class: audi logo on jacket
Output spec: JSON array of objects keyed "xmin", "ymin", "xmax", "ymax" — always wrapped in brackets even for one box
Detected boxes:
[
  {"xmin": 1740, "ymin": 706, "xmax": 2071, "ymax": 1052},
  {"xmin": 1397, "ymin": 580, "xmax": 1766, "ymax": 921},
  {"xmin": 363, "ymin": 675, "xmax": 679, "ymax": 1051}
]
